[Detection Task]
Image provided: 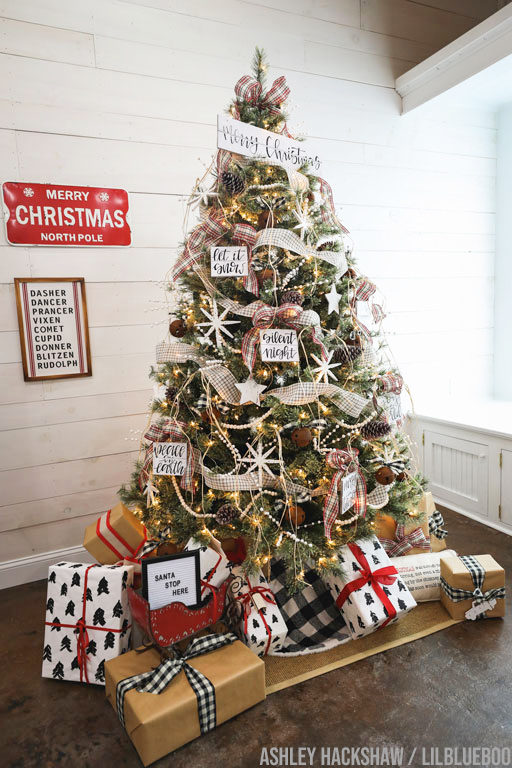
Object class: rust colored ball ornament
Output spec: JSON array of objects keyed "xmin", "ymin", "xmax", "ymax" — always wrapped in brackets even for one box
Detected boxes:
[
  {"xmin": 375, "ymin": 466, "xmax": 395, "ymax": 485},
  {"xmin": 281, "ymin": 290, "xmax": 303, "ymax": 306},
  {"xmin": 284, "ymin": 504, "xmax": 305, "ymax": 526},
  {"xmin": 257, "ymin": 268, "xmax": 275, "ymax": 285},
  {"xmin": 200, "ymin": 407, "xmax": 221, "ymax": 424},
  {"xmin": 257, "ymin": 209, "xmax": 272, "ymax": 229},
  {"xmin": 396, "ymin": 471, "xmax": 406, "ymax": 482},
  {"xmin": 291, "ymin": 427, "xmax": 312, "ymax": 448},
  {"xmin": 169, "ymin": 318, "xmax": 186, "ymax": 338}
]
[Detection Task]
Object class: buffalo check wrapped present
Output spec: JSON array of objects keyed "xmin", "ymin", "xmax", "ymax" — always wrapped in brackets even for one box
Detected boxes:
[
  {"xmin": 42, "ymin": 562, "xmax": 134, "ymax": 686},
  {"xmin": 322, "ymin": 536, "xmax": 417, "ymax": 639},
  {"xmin": 227, "ymin": 566, "xmax": 288, "ymax": 656},
  {"xmin": 184, "ymin": 536, "xmax": 232, "ymax": 601}
]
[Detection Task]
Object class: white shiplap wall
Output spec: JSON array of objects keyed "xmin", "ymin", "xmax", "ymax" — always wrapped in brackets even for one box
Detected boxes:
[{"xmin": 0, "ymin": 0, "xmax": 500, "ymax": 576}]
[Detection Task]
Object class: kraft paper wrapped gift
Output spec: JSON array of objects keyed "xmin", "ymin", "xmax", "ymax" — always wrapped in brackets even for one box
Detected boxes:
[
  {"xmin": 323, "ymin": 536, "xmax": 417, "ymax": 639},
  {"xmin": 390, "ymin": 549, "xmax": 457, "ymax": 602},
  {"xmin": 184, "ymin": 536, "xmax": 232, "ymax": 600},
  {"xmin": 83, "ymin": 502, "xmax": 147, "ymax": 565},
  {"xmin": 105, "ymin": 634, "xmax": 265, "ymax": 766},
  {"xmin": 42, "ymin": 562, "xmax": 133, "ymax": 685},
  {"xmin": 228, "ymin": 566, "xmax": 288, "ymax": 656},
  {"xmin": 440, "ymin": 554, "xmax": 505, "ymax": 620},
  {"xmin": 419, "ymin": 491, "xmax": 448, "ymax": 552},
  {"xmin": 375, "ymin": 512, "xmax": 431, "ymax": 557}
]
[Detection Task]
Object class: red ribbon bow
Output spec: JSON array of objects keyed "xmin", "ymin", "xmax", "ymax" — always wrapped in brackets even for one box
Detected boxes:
[
  {"xmin": 234, "ymin": 577, "xmax": 277, "ymax": 655},
  {"xmin": 323, "ymin": 449, "xmax": 366, "ymax": 539},
  {"xmin": 234, "ymin": 75, "xmax": 290, "ymax": 115},
  {"xmin": 336, "ymin": 543, "xmax": 398, "ymax": 628},
  {"xmin": 379, "ymin": 524, "xmax": 430, "ymax": 558},
  {"xmin": 232, "ymin": 222, "xmax": 259, "ymax": 296}
]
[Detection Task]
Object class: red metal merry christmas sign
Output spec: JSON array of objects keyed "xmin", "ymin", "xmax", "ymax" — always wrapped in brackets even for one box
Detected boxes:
[{"xmin": 2, "ymin": 182, "xmax": 131, "ymax": 246}]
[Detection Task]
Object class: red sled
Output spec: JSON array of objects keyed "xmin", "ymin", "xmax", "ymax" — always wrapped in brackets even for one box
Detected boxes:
[{"xmin": 127, "ymin": 579, "xmax": 230, "ymax": 647}]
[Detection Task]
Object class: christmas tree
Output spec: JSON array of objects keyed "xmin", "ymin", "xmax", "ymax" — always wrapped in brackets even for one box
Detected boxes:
[{"xmin": 121, "ymin": 49, "xmax": 425, "ymax": 589}]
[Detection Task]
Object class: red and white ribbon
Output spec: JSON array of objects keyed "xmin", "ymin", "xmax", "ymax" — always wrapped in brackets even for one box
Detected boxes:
[
  {"xmin": 95, "ymin": 508, "xmax": 148, "ymax": 562},
  {"xmin": 234, "ymin": 74, "xmax": 290, "ymax": 116},
  {"xmin": 172, "ymin": 212, "xmax": 229, "ymax": 280},
  {"xmin": 323, "ymin": 449, "xmax": 366, "ymax": 539},
  {"xmin": 336, "ymin": 543, "xmax": 398, "ymax": 628},
  {"xmin": 379, "ymin": 524, "xmax": 430, "ymax": 558}
]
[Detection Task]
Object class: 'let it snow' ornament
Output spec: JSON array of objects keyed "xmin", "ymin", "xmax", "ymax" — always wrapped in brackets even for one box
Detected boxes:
[
  {"xmin": 210, "ymin": 246, "xmax": 248, "ymax": 277},
  {"xmin": 153, "ymin": 443, "xmax": 187, "ymax": 476},
  {"xmin": 341, "ymin": 471, "xmax": 358, "ymax": 514},
  {"xmin": 260, "ymin": 329, "xmax": 299, "ymax": 362}
]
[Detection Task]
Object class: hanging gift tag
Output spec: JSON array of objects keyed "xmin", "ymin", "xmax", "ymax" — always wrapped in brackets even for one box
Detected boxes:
[
  {"xmin": 465, "ymin": 598, "xmax": 496, "ymax": 621},
  {"xmin": 341, "ymin": 471, "xmax": 358, "ymax": 514},
  {"xmin": 210, "ymin": 246, "xmax": 248, "ymax": 277},
  {"xmin": 259, "ymin": 329, "xmax": 300, "ymax": 362},
  {"xmin": 251, "ymin": 592, "xmax": 269, "ymax": 611},
  {"xmin": 153, "ymin": 442, "xmax": 187, "ymax": 476},
  {"xmin": 382, "ymin": 393, "xmax": 402, "ymax": 425}
]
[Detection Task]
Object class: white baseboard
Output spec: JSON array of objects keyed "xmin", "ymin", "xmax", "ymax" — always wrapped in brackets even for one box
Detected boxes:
[
  {"xmin": 433, "ymin": 496, "xmax": 512, "ymax": 536},
  {"xmin": 0, "ymin": 544, "xmax": 96, "ymax": 590}
]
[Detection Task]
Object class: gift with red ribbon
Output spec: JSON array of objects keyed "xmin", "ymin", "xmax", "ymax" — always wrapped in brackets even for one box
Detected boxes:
[
  {"xmin": 227, "ymin": 567, "xmax": 288, "ymax": 656},
  {"xmin": 42, "ymin": 562, "xmax": 134, "ymax": 686},
  {"xmin": 84, "ymin": 502, "xmax": 148, "ymax": 566},
  {"xmin": 322, "ymin": 537, "xmax": 416, "ymax": 639},
  {"xmin": 323, "ymin": 449, "xmax": 367, "ymax": 539},
  {"xmin": 184, "ymin": 536, "xmax": 232, "ymax": 602}
]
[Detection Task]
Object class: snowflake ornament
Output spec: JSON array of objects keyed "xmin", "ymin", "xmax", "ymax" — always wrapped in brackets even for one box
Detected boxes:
[
  {"xmin": 98, "ymin": 192, "xmax": 110, "ymax": 202},
  {"xmin": 197, "ymin": 299, "xmax": 239, "ymax": 349},
  {"xmin": 240, "ymin": 440, "xmax": 281, "ymax": 485},
  {"xmin": 293, "ymin": 206, "xmax": 314, "ymax": 238},
  {"xmin": 310, "ymin": 350, "xmax": 340, "ymax": 383},
  {"xmin": 189, "ymin": 185, "xmax": 219, "ymax": 209},
  {"xmin": 23, "ymin": 187, "xmax": 34, "ymax": 197}
]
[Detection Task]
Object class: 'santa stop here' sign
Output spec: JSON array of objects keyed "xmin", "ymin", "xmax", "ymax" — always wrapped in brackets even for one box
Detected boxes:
[{"xmin": 2, "ymin": 182, "xmax": 131, "ymax": 246}]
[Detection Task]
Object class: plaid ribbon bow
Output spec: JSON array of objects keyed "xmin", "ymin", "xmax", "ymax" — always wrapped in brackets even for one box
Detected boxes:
[
  {"xmin": 428, "ymin": 509, "xmax": 448, "ymax": 540},
  {"xmin": 139, "ymin": 419, "xmax": 198, "ymax": 495},
  {"xmin": 234, "ymin": 74, "xmax": 290, "ymax": 115},
  {"xmin": 232, "ymin": 222, "xmax": 259, "ymax": 296},
  {"xmin": 241, "ymin": 301, "xmax": 327, "ymax": 372},
  {"xmin": 441, "ymin": 556, "xmax": 506, "ymax": 616},
  {"xmin": 379, "ymin": 372, "xmax": 404, "ymax": 395},
  {"xmin": 323, "ymin": 449, "xmax": 367, "ymax": 539},
  {"xmin": 172, "ymin": 212, "xmax": 229, "ymax": 281},
  {"xmin": 336, "ymin": 543, "xmax": 398, "ymax": 628},
  {"xmin": 380, "ymin": 524, "xmax": 430, "ymax": 558},
  {"xmin": 115, "ymin": 633, "xmax": 237, "ymax": 731}
]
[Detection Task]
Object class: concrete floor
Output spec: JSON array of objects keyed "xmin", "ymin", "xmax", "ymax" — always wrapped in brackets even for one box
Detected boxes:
[{"xmin": 1, "ymin": 508, "xmax": 511, "ymax": 768}]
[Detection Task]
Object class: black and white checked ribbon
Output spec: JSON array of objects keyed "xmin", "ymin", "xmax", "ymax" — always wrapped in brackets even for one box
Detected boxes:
[
  {"xmin": 441, "ymin": 555, "xmax": 505, "ymax": 613},
  {"xmin": 116, "ymin": 633, "xmax": 237, "ymax": 731},
  {"xmin": 428, "ymin": 509, "xmax": 448, "ymax": 540}
]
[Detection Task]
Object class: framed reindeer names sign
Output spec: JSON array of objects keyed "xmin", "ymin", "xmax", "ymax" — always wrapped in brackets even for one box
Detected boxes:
[{"xmin": 14, "ymin": 277, "xmax": 92, "ymax": 381}]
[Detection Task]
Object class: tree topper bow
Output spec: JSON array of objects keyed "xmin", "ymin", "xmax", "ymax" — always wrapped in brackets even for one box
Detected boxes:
[{"xmin": 234, "ymin": 74, "xmax": 290, "ymax": 115}]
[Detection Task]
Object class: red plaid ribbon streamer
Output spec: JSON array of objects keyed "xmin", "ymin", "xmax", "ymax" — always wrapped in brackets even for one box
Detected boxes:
[
  {"xmin": 234, "ymin": 74, "xmax": 290, "ymax": 115},
  {"xmin": 172, "ymin": 213, "xmax": 229, "ymax": 280},
  {"xmin": 354, "ymin": 277, "xmax": 377, "ymax": 302},
  {"xmin": 379, "ymin": 372, "xmax": 403, "ymax": 395},
  {"xmin": 232, "ymin": 222, "xmax": 259, "ymax": 296},
  {"xmin": 379, "ymin": 524, "xmax": 430, "ymax": 558},
  {"xmin": 323, "ymin": 449, "xmax": 366, "ymax": 539},
  {"xmin": 336, "ymin": 543, "xmax": 398, "ymax": 628},
  {"xmin": 140, "ymin": 420, "xmax": 198, "ymax": 495},
  {"xmin": 216, "ymin": 149, "xmax": 232, "ymax": 178}
]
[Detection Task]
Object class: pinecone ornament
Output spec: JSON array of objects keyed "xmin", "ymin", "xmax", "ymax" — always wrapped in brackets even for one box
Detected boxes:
[
  {"xmin": 332, "ymin": 342, "xmax": 362, "ymax": 365},
  {"xmin": 221, "ymin": 171, "xmax": 245, "ymax": 195},
  {"xmin": 165, "ymin": 385, "xmax": 178, "ymax": 402},
  {"xmin": 281, "ymin": 290, "xmax": 303, "ymax": 306},
  {"xmin": 215, "ymin": 503, "xmax": 239, "ymax": 525},
  {"xmin": 360, "ymin": 420, "xmax": 391, "ymax": 440}
]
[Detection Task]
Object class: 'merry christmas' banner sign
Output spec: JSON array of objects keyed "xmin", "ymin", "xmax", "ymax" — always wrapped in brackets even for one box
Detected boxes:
[
  {"xmin": 2, "ymin": 182, "xmax": 131, "ymax": 246},
  {"xmin": 217, "ymin": 115, "xmax": 322, "ymax": 174}
]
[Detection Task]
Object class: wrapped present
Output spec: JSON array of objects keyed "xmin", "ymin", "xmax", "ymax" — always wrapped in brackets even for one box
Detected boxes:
[
  {"xmin": 105, "ymin": 633, "xmax": 265, "ymax": 766},
  {"xmin": 184, "ymin": 536, "xmax": 232, "ymax": 601},
  {"xmin": 375, "ymin": 512, "xmax": 430, "ymax": 557},
  {"xmin": 390, "ymin": 549, "xmax": 457, "ymax": 602},
  {"xmin": 42, "ymin": 562, "xmax": 133, "ymax": 685},
  {"xmin": 83, "ymin": 502, "xmax": 148, "ymax": 565},
  {"xmin": 323, "ymin": 536, "xmax": 417, "ymax": 639},
  {"xmin": 440, "ymin": 554, "xmax": 505, "ymax": 620},
  {"xmin": 419, "ymin": 492, "xmax": 448, "ymax": 552},
  {"xmin": 228, "ymin": 567, "xmax": 288, "ymax": 656}
]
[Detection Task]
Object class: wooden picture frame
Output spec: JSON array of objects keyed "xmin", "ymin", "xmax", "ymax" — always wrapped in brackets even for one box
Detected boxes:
[{"xmin": 14, "ymin": 277, "xmax": 92, "ymax": 382}]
